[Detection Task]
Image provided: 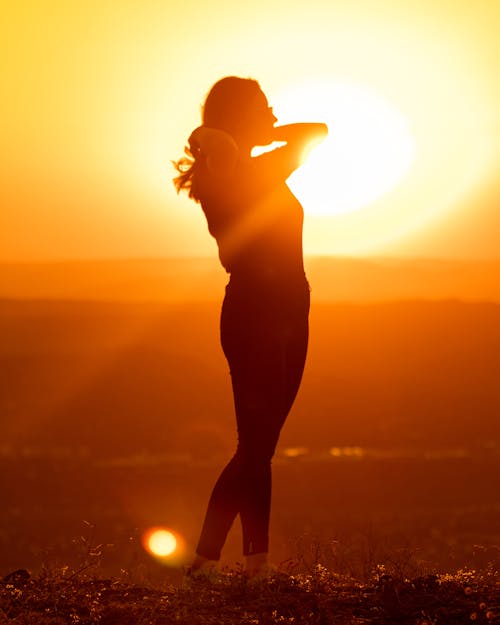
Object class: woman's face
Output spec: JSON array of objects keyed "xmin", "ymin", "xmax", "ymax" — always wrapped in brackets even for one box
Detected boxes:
[{"xmin": 244, "ymin": 89, "xmax": 277, "ymax": 146}]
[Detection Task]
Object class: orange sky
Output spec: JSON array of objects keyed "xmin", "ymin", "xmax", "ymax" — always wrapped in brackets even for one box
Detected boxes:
[{"xmin": 1, "ymin": 0, "xmax": 499, "ymax": 261}]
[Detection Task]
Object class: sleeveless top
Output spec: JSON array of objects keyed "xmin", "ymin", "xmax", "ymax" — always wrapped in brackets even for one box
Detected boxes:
[{"xmin": 197, "ymin": 146, "xmax": 307, "ymax": 291}]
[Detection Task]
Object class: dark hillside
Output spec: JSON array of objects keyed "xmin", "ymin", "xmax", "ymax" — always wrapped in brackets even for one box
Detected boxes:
[{"xmin": 1, "ymin": 299, "xmax": 498, "ymax": 457}]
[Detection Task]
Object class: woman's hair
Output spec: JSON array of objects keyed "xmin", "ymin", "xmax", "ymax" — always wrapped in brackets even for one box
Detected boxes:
[
  {"xmin": 173, "ymin": 76, "xmax": 261, "ymax": 200},
  {"xmin": 202, "ymin": 76, "xmax": 260, "ymax": 134}
]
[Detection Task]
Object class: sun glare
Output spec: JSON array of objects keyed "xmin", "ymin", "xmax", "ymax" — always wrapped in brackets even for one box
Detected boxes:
[
  {"xmin": 142, "ymin": 527, "xmax": 184, "ymax": 563},
  {"xmin": 272, "ymin": 81, "xmax": 416, "ymax": 216}
]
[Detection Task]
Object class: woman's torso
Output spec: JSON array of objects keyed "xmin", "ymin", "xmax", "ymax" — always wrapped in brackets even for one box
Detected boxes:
[{"xmin": 196, "ymin": 149, "xmax": 308, "ymax": 293}]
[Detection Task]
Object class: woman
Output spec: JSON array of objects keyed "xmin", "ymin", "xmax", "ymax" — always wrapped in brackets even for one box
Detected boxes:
[{"xmin": 173, "ymin": 76, "xmax": 327, "ymax": 578}]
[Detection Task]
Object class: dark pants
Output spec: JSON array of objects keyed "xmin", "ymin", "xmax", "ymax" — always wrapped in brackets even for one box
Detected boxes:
[{"xmin": 196, "ymin": 278, "xmax": 310, "ymax": 559}]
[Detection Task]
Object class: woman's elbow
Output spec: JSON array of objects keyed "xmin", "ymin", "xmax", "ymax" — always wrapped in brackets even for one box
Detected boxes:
[{"xmin": 318, "ymin": 123, "xmax": 329, "ymax": 138}]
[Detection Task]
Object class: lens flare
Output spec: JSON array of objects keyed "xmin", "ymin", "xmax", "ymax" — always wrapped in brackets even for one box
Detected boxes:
[
  {"xmin": 147, "ymin": 529, "xmax": 176, "ymax": 556},
  {"xmin": 142, "ymin": 527, "xmax": 185, "ymax": 564}
]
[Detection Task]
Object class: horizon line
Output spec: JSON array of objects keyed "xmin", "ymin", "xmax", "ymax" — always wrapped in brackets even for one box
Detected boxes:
[{"xmin": 1, "ymin": 254, "xmax": 500, "ymax": 266}]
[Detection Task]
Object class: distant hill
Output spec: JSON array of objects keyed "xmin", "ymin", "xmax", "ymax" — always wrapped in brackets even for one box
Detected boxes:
[
  {"xmin": 0, "ymin": 256, "xmax": 499, "ymax": 302},
  {"xmin": 1, "ymin": 298, "xmax": 498, "ymax": 457}
]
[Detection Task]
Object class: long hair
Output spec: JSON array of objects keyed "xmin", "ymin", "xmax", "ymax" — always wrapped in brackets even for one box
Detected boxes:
[{"xmin": 173, "ymin": 76, "xmax": 261, "ymax": 201}]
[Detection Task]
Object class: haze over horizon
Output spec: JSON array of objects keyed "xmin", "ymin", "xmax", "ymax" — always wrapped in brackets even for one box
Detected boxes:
[{"xmin": 1, "ymin": 255, "xmax": 500, "ymax": 302}]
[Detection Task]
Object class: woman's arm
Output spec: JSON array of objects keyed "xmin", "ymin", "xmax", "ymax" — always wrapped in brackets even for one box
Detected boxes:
[
  {"xmin": 272, "ymin": 123, "xmax": 328, "ymax": 148},
  {"xmin": 256, "ymin": 123, "xmax": 328, "ymax": 181},
  {"xmin": 189, "ymin": 126, "xmax": 238, "ymax": 177}
]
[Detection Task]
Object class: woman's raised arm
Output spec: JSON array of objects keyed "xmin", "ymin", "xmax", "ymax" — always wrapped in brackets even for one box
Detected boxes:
[
  {"xmin": 272, "ymin": 123, "xmax": 328, "ymax": 148},
  {"xmin": 257, "ymin": 123, "xmax": 328, "ymax": 180}
]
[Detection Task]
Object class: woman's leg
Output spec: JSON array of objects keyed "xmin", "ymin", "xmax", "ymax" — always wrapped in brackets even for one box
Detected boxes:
[
  {"xmin": 194, "ymin": 400, "xmax": 280, "ymax": 560},
  {"xmin": 195, "ymin": 453, "xmax": 246, "ymax": 560},
  {"xmin": 232, "ymin": 308, "xmax": 309, "ymax": 558},
  {"xmin": 195, "ymin": 289, "xmax": 309, "ymax": 562}
]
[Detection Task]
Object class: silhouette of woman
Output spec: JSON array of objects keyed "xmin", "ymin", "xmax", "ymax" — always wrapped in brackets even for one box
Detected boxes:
[{"xmin": 173, "ymin": 76, "xmax": 327, "ymax": 578}]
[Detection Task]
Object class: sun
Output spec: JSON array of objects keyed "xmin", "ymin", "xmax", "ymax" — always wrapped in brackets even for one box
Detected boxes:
[{"xmin": 272, "ymin": 81, "xmax": 416, "ymax": 217}]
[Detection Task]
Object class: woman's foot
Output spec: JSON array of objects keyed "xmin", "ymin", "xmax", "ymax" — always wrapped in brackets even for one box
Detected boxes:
[
  {"xmin": 245, "ymin": 553, "xmax": 273, "ymax": 580},
  {"xmin": 190, "ymin": 554, "xmax": 218, "ymax": 572},
  {"xmin": 184, "ymin": 555, "xmax": 220, "ymax": 583}
]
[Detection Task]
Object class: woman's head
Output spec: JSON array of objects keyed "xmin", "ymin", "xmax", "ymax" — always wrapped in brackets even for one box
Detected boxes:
[
  {"xmin": 202, "ymin": 76, "xmax": 277, "ymax": 147},
  {"xmin": 173, "ymin": 76, "xmax": 276, "ymax": 199}
]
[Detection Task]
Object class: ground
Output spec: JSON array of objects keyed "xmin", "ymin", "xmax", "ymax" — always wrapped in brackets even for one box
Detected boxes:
[{"xmin": 1, "ymin": 564, "xmax": 498, "ymax": 624}]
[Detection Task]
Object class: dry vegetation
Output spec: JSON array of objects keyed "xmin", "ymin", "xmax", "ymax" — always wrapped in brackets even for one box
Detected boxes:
[
  {"xmin": 1, "ymin": 528, "xmax": 498, "ymax": 625},
  {"xmin": 1, "ymin": 560, "xmax": 498, "ymax": 625}
]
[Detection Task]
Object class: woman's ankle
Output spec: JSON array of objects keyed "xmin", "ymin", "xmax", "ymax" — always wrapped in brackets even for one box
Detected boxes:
[{"xmin": 245, "ymin": 552, "xmax": 268, "ymax": 574}]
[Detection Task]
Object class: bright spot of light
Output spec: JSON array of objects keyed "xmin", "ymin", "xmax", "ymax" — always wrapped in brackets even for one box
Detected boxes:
[
  {"xmin": 282, "ymin": 446, "xmax": 310, "ymax": 459},
  {"xmin": 272, "ymin": 80, "xmax": 416, "ymax": 217},
  {"xmin": 329, "ymin": 446, "xmax": 365, "ymax": 459},
  {"xmin": 148, "ymin": 529, "xmax": 176, "ymax": 556},
  {"xmin": 142, "ymin": 527, "xmax": 185, "ymax": 565}
]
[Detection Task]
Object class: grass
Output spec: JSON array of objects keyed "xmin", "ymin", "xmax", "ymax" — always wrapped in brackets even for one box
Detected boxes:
[{"xmin": 1, "ymin": 556, "xmax": 498, "ymax": 624}]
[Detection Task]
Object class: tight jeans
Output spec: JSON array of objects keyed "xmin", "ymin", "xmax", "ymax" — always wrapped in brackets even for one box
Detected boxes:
[{"xmin": 196, "ymin": 276, "xmax": 310, "ymax": 559}]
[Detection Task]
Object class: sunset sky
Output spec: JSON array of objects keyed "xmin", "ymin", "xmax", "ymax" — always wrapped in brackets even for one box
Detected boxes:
[{"xmin": 2, "ymin": 0, "xmax": 499, "ymax": 261}]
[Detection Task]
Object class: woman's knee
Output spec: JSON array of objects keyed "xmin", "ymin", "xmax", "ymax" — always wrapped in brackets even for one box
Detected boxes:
[{"xmin": 235, "ymin": 443, "xmax": 274, "ymax": 469}]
